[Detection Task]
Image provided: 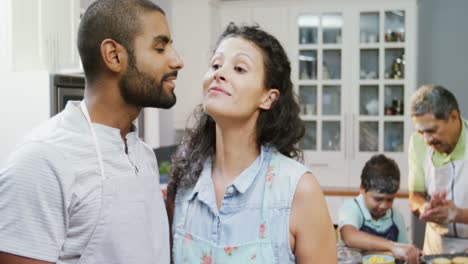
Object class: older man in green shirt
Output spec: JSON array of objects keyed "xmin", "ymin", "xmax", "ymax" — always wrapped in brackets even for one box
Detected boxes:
[{"xmin": 408, "ymin": 84, "xmax": 468, "ymax": 254}]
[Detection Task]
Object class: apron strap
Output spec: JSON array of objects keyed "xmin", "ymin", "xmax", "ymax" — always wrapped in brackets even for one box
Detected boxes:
[
  {"xmin": 260, "ymin": 150, "xmax": 276, "ymax": 239},
  {"xmin": 80, "ymin": 100, "xmax": 106, "ymax": 181}
]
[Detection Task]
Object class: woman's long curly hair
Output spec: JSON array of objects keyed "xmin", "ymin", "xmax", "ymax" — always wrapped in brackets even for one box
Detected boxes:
[{"xmin": 166, "ymin": 23, "xmax": 305, "ymax": 203}]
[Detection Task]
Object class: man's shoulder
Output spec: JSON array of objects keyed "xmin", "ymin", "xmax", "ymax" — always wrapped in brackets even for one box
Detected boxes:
[
  {"xmin": 409, "ymin": 132, "xmax": 426, "ymax": 148},
  {"xmin": 23, "ymin": 112, "xmax": 92, "ymax": 153},
  {"xmin": 409, "ymin": 132, "xmax": 428, "ymax": 161},
  {"xmin": 25, "ymin": 112, "xmax": 68, "ymax": 142}
]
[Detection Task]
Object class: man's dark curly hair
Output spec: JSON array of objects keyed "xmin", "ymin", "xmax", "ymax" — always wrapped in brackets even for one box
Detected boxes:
[
  {"xmin": 167, "ymin": 23, "xmax": 305, "ymax": 202},
  {"xmin": 361, "ymin": 154, "xmax": 400, "ymax": 194},
  {"xmin": 77, "ymin": 0, "xmax": 164, "ymax": 82}
]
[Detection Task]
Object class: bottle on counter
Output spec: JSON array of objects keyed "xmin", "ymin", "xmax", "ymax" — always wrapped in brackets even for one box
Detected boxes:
[{"xmin": 391, "ymin": 53, "xmax": 405, "ymax": 79}]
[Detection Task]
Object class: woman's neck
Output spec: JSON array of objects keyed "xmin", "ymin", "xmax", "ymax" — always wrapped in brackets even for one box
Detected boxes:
[{"xmin": 212, "ymin": 122, "xmax": 260, "ymax": 185}]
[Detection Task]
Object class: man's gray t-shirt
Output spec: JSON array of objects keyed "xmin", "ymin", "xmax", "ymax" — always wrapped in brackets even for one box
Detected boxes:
[{"xmin": 0, "ymin": 101, "xmax": 166, "ymax": 263}]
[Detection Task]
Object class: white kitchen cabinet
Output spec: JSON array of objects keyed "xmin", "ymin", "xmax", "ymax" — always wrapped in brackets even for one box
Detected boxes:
[
  {"xmin": 289, "ymin": 1, "xmax": 417, "ymax": 191},
  {"xmin": 394, "ymin": 198, "xmax": 413, "ymax": 241},
  {"xmin": 4, "ymin": 0, "xmax": 81, "ymax": 72},
  {"xmin": 326, "ymin": 196, "xmax": 345, "ymax": 225}
]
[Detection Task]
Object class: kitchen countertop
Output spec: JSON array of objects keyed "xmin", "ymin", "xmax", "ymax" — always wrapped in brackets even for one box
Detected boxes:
[{"xmin": 323, "ymin": 187, "xmax": 409, "ymax": 198}]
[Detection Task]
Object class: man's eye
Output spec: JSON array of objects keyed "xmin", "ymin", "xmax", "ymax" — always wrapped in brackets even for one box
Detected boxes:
[
  {"xmin": 212, "ymin": 64, "xmax": 221, "ymax": 70},
  {"xmin": 234, "ymin": 66, "xmax": 246, "ymax": 73},
  {"xmin": 156, "ymin": 48, "xmax": 165, "ymax": 53}
]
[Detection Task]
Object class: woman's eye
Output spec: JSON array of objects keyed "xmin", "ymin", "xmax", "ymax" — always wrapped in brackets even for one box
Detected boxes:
[
  {"xmin": 234, "ymin": 66, "xmax": 246, "ymax": 73},
  {"xmin": 212, "ymin": 64, "xmax": 221, "ymax": 70},
  {"xmin": 155, "ymin": 48, "xmax": 165, "ymax": 53}
]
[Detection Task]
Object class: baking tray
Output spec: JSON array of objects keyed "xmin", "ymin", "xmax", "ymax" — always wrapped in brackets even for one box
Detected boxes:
[{"xmin": 421, "ymin": 252, "xmax": 468, "ymax": 264}]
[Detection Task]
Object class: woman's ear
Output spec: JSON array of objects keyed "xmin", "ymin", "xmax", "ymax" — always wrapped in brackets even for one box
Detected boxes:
[
  {"xmin": 100, "ymin": 38, "xmax": 128, "ymax": 73},
  {"xmin": 259, "ymin": 89, "xmax": 280, "ymax": 110}
]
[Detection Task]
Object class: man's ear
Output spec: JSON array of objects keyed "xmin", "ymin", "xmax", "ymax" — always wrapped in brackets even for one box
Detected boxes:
[
  {"xmin": 449, "ymin": 109, "xmax": 460, "ymax": 122},
  {"xmin": 359, "ymin": 185, "xmax": 365, "ymax": 195},
  {"xmin": 100, "ymin": 39, "xmax": 128, "ymax": 73},
  {"xmin": 259, "ymin": 89, "xmax": 280, "ymax": 110}
]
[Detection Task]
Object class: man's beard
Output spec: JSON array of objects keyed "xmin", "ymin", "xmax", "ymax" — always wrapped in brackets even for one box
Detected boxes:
[{"xmin": 119, "ymin": 59, "xmax": 177, "ymax": 109}]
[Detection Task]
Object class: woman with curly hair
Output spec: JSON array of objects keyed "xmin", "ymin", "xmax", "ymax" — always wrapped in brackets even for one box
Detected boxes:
[{"xmin": 167, "ymin": 23, "xmax": 336, "ymax": 263}]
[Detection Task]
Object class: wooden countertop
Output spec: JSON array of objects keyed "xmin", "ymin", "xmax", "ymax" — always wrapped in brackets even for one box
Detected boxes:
[{"xmin": 322, "ymin": 187, "xmax": 409, "ymax": 198}]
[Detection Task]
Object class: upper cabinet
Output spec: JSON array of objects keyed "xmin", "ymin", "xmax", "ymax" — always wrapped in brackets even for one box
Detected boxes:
[
  {"xmin": 2, "ymin": 0, "xmax": 81, "ymax": 72},
  {"xmin": 290, "ymin": 1, "xmax": 417, "ymax": 189},
  {"xmin": 296, "ymin": 11, "xmax": 346, "ymax": 184},
  {"xmin": 207, "ymin": 0, "xmax": 417, "ymax": 190}
]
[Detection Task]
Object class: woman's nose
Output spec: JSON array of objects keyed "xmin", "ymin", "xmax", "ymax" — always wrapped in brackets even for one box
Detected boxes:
[{"xmin": 214, "ymin": 68, "xmax": 226, "ymax": 81}]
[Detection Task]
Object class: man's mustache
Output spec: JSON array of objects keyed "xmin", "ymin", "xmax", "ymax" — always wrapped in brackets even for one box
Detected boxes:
[{"xmin": 161, "ymin": 71, "xmax": 178, "ymax": 81}]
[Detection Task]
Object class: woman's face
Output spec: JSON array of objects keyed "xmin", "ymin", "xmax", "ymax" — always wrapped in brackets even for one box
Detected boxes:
[{"xmin": 202, "ymin": 37, "xmax": 277, "ymax": 123}]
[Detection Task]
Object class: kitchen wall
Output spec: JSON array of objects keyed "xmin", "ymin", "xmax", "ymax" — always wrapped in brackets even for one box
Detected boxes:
[
  {"xmin": 153, "ymin": 0, "xmax": 178, "ymax": 147},
  {"xmin": 0, "ymin": 0, "xmax": 78, "ymax": 164},
  {"xmin": 418, "ymin": 0, "xmax": 468, "ymax": 117},
  {"xmin": 0, "ymin": 1, "xmax": 11, "ymax": 72},
  {"xmin": 412, "ymin": 0, "xmax": 468, "ymax": 248}
]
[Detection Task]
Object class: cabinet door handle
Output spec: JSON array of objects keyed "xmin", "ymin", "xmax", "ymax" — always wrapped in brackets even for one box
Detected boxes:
[
  {"xmin": 343, "ymin": 113, "xmax": 348, "ymax": 159},
  {"xmin": 352, "ymin": 113, "xmax": 356, "ymax": 160}
]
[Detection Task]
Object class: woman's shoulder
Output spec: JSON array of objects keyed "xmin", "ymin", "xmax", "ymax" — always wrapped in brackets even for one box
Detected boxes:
[
  {"xmin": 269, "ymin": 151, "xmax": 318, "ymax": 204},
  {"xmin": 273, "ymin": 151, "xmax": 309, "ymax": 177}
]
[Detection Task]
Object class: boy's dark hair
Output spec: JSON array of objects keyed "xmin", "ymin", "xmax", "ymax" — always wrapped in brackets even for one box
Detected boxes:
[{"xmin": 361, "ymin": 154, "xmax": 400, "ymax": 194}]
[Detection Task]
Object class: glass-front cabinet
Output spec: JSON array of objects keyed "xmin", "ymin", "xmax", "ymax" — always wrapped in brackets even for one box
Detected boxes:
[
  {"xmin": 293, "ymin": 2, "xmax": 416, "ymax": 189},
  {"xmin": 297, "ymin": 12, "xmax": 346, "ymax": 186}
]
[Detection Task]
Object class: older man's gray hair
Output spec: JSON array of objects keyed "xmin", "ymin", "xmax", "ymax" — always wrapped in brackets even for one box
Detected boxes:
[{"xmin": 410, "ymin": 84, "xmax": 459, "ymax": 120}]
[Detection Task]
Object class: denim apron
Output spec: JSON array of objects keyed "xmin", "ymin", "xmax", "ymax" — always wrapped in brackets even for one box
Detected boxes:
[
  {"xmin": 75, "ymin": 101, "xmax": 169, "ymax": 264},
  {"xmin": 353, "ymin": 199, "xmax": 399, "ymax": 242},
  {"xmin": 422, "ymin": 122, "xmax": 468, "ymax": 254},
  {"xmin": 172, "ymin": 153, "xmax": 278, "ymax": 263}
]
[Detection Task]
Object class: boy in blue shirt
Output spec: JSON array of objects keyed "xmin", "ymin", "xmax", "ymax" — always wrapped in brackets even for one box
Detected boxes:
[{"xmin": 339, "ymin": 154, "xmax": 420, "ymax": 263}]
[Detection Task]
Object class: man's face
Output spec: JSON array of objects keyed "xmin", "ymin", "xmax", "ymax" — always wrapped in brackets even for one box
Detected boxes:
[
  {"xmin": 362, "ymin": 190, "xmax": 395, "ymax": 220},
  {"xmin": 412, "ymin": 111, "xmax": 460, "ymax": 154},
  {"xmin": 119, "ymin": 11, "xmax": 184, "ymax": 109}
]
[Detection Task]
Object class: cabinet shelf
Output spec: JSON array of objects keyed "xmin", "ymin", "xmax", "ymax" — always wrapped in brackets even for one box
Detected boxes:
[
  {"xmin": 382, "ymin": 79, "xmax": 405, "ymax": 84},
  {"xmin": 383, "ymin": 42, "xmax": 405, "ymax": 48},
  {"xmin": 359, "ymin": 43, "xmax": 405, "ymax": 49},
  {"xmin": 299, "ymin": 44, "xmax": 320, "ymax": 49}
]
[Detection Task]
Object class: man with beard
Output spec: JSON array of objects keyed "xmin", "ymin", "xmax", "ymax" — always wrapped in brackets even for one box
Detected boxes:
[
  {"xmin": 409, "ymin": 85, "xmax": 468, "ymax": 254},
  {"xmin": 0, "ymin": 0, "xmax": 183, "ymax": 263}
]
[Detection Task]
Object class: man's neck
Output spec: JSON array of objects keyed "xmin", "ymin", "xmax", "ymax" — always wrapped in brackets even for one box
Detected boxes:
[{"xmin": 84, "ymin": 81, "xmax": 139, "ymax": 140}]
